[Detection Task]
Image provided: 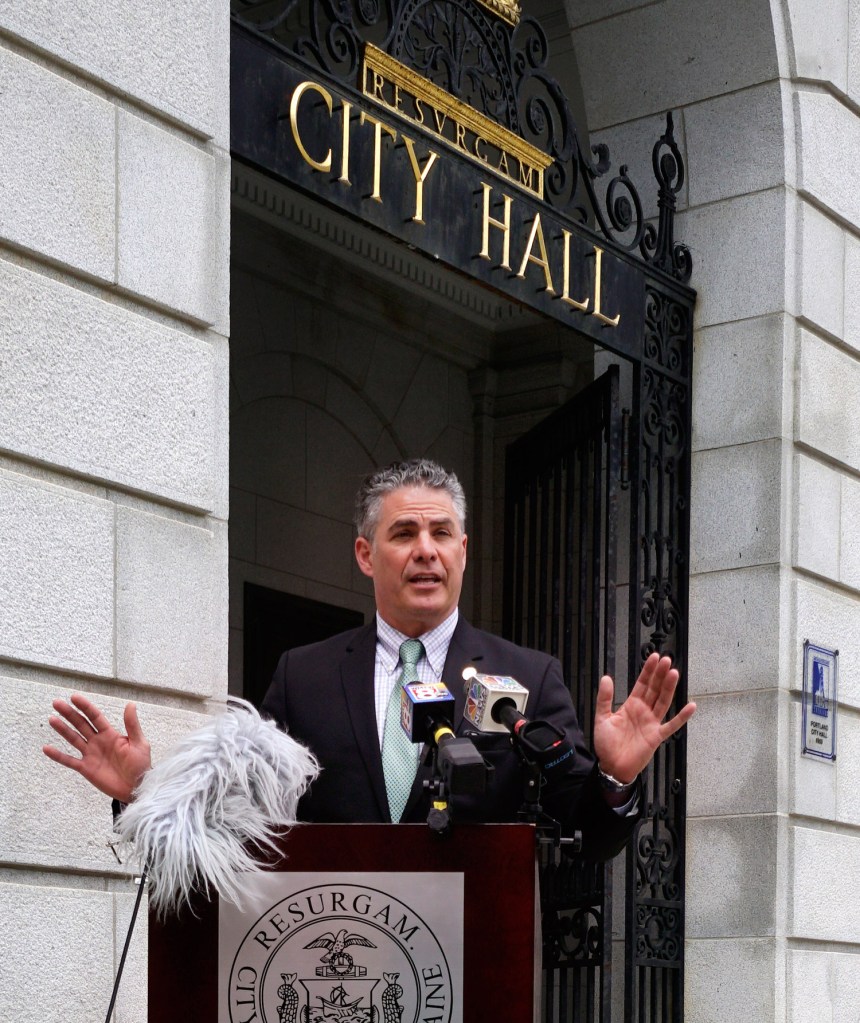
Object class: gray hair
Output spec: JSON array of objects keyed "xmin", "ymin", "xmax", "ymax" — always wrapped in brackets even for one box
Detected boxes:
[{"xmin": 354, "ymin": 460, "xmax": 467, "ymax": 540}]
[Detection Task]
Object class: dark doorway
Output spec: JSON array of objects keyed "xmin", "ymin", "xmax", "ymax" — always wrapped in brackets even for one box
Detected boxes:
[{"xmin": 243, "ymin": 583, "xmax": 365, "ymax": 708}]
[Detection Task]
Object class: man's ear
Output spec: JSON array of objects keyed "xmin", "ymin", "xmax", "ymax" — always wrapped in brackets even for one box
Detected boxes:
[{"xmin": 355, "ymin": 535, "xmax": 374, "ymax": 578}]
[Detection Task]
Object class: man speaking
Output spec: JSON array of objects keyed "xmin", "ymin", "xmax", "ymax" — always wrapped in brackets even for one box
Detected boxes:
[{"xmin": 44, "ymin": 459, "xmax": 694, "ymax": 861}]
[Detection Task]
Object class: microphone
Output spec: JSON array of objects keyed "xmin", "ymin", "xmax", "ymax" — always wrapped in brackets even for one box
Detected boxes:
[
  {"xmin": 462, "ymin": 669, "xmax": 574, "ymax": 774},
  {"xmin": 400, "ymin": 681, "xmax": 487, "ymax": 796},
  {"xmin": 462, "ymin": 669, "xmax": 529, "ymax": 733}
]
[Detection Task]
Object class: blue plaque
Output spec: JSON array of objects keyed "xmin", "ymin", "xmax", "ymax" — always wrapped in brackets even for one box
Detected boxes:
[{"xmin": 802, "ymin": 641, "xmax": 837, "ymax": 761}]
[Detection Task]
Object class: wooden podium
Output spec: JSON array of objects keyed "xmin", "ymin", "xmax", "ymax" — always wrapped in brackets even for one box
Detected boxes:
[{"xmin": 149, "ymin": 823, "xmax": 539, "ymax": 1023}]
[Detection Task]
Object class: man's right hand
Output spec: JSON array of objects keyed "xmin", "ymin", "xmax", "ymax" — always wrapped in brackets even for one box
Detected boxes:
[{"xmin": 43, "ymin": 694, "xmax": 152, "ymax": 803}]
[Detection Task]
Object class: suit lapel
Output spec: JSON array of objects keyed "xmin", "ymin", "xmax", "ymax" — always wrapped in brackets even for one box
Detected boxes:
[{"xmin": 339, "ymin": 622, "xmax": 389, "ymax": 820}]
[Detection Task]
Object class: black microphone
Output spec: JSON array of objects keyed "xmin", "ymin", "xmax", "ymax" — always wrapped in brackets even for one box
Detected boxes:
[
  {"xmin": 400, "ymin": 681, "xmax": 487, "ymax": 795},
  {"xmin": 491, "ymin": 699, "xmax": 575, "ymax": 773}
]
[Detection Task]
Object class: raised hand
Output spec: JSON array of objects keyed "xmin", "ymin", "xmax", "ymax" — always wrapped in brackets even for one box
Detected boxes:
[
  {"xmin": 593, "ymin": 652, "xmax": 695, "ymax": 784},
  {"xmin": 43, "ymin": 694, "xmax": 152, "ymax": 803}
]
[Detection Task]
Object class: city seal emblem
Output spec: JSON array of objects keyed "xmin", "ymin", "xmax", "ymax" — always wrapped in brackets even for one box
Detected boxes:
[{"xmin": 221, "ymin": 874, "xmax": 462, "ymax": 1023}]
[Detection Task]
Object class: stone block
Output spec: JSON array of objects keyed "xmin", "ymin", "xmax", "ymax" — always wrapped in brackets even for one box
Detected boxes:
[
  {"xmin": 363, "ymin": 336, "xmax": 422, "ymax": 421},
  {"xmin": 322, "ymin": 376, "xmax": 385, "ymax": 461},
  {"xmin": 685, "ymin": 83, "xmax": 784, "ymax": 208},
  {"xmin": 787, "ymin": 0, "xmax": 849, "ymax": 92},
  {"xmin": 791, "ymin": 701, "xmax": 837, "ymax": 820},
  {"xmin": 791, "ymin": 825, "xmax": 860, "ymax": 941},
  {"xmin": 676, "ymin": 189, "xmax": 786, "ymax": 328},
  {"xmin": 571, "ymin": 0, "xmax": 778, "ymax": 128},
  {"xmin": 116, "ymin": 507, "xmax": 227, "ymax": 697},
  {"xmin": 687, "ymin": 690, "xmax": 779, "ymax": 817},
  {"xmin": 564, "ymin": 0, "xmax": 653, "ymax": 29},
  {"xmin": 794, "ymin": 575, "xmax": 860, "ymax": 708},
  {"xmin": 839, "ymin": 474, "xmax": 860, "ymax": 590},
  {"xmin": 592, "ymin": 112, "xmax": 688, "ymax": 223},
  {"xmin": 0, "ymin": 882, "xmax": 114, "ymax": 1023},
  {"xmin": 692, "ymin": 315, "xmax": 786, "ymax": 452},
  {"xmin": 231, "ymin": 352, "xmax": 295, "ymax": 407},
  {"xmin": 2, "ymin": 676, "xmax": 207, "ymax": 871},
  {"xmin": 335, "ymin": 318, "xmax": 375, "ymax": 388},
  {"xmin": 0, "ymin": 470, "xmax": 113, "ymax": 676},
  {"xmin": 788, "ymin": 949, "xmax": 860, "ymax": 1023},
  {"xmin": 787, "ymin": 949, "xmax": 833, "ymax": 1023},
  {"xmin": 850, "ymin": 1, "xmax": 860, "ymax": 108},
  {"xmin": 834, "ymin": 951, "xmax": 860, "ymax": 1023},
  {"xmin": 211, "ymin": 332, "xmax": 230, "ymax": 521},
  {"xmin": 2, "ymin": 0, "xmax": 225, "ymax": 138},
  {"xmin": 686, "ymin": 939, "xmax": 776, "ymax": 1023},
  {"xmin": 686, "ymin": 815, "xmax": 777, "ymax": 937},
  {"xmin": 229, "ymin": 487, "xmax": 257, "ymax": 566},
  {"xmin": 118, "ymin": 112, "xmax": 227, "ymax": 325},
  {"xmin": 393, "ymin": 353, "xmax": 450, "ymax": 452},
  {"xmin": 797, "ymin": 328, "xmax": 860, "ymax": 474},
  {"xmin": 799, "ymin": 201, "xmax": 846, "ymax": 341},
  {"xmin": 306, "ymin": 405, "xmax": 378, "ymax": 523},
  {"xmin": 836, "ymin": 709, "xmax": 860, "ymax": 826},
  {"xmin": 0, "ymin": 46, "xmax": 115, "ymax": 281},
  {"xmin": 794, "ymin": 453, "xmax": 841, "ymax": 580},
  {"xmin": 844, "ymin": 233, "xmax": 860, "ymax": 354},
  {"xmin": 690, "ymin": 440, "xmax": 782, "ymax": 574},
  {"xmin": 115, "ymin": 886, "xmax": 148, "ymax": 1023},
  {"xmin": 292, "ymin": 355, "xmax": 329, "ymax": 407},
  {"xmin": 0, "ymin": 258, "xmax": 216, "ymax": 510},
  {"xmin": 797, "ymin": 91, "xmax": 860, "ymax": 230},
  {"xmin": 230, "ymin": 396, "xmax": 307, "ymax": 509},
  {"xmin": 256, "ymin": 498, "xmax": 355, "ymax": 590}
]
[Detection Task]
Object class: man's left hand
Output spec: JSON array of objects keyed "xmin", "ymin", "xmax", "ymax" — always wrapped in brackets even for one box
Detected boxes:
[{"xmin": 593, "ymin": 652, "xmax": 696, "ymax": 785}]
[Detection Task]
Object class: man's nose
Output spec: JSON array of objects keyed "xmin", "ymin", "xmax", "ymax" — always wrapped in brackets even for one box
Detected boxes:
[{"xmin": 413, "ymin": 532, "xmax": 437, "ymax": 560}]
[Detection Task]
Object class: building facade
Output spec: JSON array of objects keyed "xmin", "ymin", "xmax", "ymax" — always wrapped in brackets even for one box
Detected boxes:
[{"xmin": 1, "ymin": 1, "xmax": 859, "ymax": 1021}]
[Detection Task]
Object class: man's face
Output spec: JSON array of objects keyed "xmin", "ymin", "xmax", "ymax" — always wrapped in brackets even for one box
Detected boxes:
[{"xmin": 354, "ymin": 486, "xmax": 468, "ymax": 637}]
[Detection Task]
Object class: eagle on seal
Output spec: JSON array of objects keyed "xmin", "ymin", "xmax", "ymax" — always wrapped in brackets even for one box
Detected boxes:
[{"xmin": 304, "ymin": 929, "xmax": 376, "ymax": 963}]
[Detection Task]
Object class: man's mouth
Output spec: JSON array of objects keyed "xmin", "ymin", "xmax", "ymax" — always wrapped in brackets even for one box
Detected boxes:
[{"xmin": 408, "ymin": 574, "xmax": 442, "ymax": 585}]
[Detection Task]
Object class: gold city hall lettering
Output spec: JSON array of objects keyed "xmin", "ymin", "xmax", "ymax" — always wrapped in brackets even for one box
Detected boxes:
[
  {"xmin": 480, "ymin": 183, "xmax": 621, "ymax": 328},
  {"xmin": 287, "ymin": 78, "xmax": 440, "ymax": 222}
]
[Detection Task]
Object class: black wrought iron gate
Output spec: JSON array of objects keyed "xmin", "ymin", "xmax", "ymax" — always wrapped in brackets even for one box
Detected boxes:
[
  {"xmin": 502, "ymin": 367, "xmax": 621, "ymax": 1023},
  {"xmin": 501, "ymin": 284, "xmax": 693, "ymax": 1023}
]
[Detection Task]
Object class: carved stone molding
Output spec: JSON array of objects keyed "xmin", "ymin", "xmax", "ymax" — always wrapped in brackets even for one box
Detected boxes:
[{"xmin": 231, "ymin": 162, "xmax": 540, "ymax": 335}]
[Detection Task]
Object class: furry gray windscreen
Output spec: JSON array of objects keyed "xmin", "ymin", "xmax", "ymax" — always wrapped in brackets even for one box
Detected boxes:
[{"xmin": 115, "ymin": 698, "xmax": 319, "ymax": 918}]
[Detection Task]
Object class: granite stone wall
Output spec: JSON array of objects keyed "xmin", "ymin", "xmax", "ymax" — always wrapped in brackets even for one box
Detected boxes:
[
  {"xmin": 0, "ymin": 5, "xmax": 230, "ymax": 1021},
  {"xmin": 569, "ymin": 0, "xmax": 860, "ymax": 1019}
]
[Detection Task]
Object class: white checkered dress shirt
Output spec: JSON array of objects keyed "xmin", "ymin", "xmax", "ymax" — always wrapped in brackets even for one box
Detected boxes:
[{"xmin": 373, "ymin": 609, "xmax": 459, "ymax": 746}]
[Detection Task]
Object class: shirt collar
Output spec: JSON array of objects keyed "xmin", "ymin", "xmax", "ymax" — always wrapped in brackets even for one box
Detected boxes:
[{"xmin": 375, "ymin": 608, "xmax": 459, "ymax": 677}]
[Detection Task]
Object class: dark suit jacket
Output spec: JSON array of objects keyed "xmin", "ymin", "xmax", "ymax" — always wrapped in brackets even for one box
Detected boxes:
[{"xmin": 261, "ymin": 617, "xmax": 638, "ymax": 861}]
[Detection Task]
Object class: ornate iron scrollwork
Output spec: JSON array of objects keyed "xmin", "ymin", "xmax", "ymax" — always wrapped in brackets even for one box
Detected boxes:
[{"xmin": 232, "ymin": 0, "xmax": 692, "ymax": 280}]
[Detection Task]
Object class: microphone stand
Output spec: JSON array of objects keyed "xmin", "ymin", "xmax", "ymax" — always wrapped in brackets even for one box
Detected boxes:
[
  {"xmin": 512, "ymin": 745, "xmax": 581, "ymax": 854},
  {"xmin": 103, "ymin": 864, "xmax": 149, "ymax": 1023},
  {"xmin": 421, "ymin": 725, "xmax": 492, "ymax": 838}
]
